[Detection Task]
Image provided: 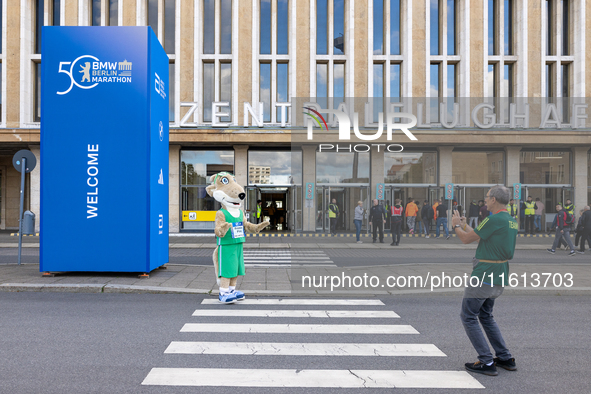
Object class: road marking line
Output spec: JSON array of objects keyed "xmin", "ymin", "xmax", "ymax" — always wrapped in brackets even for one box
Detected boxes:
[
  {"xmin": 142, "ymin": 368, "xmax": 484, "ymax": 388},
  {"xmin": 165, "ymin": 342, "xmax": 443, "ymax": 356},
  {"xmin": 200, "ymin": 299, "xmax": 385, "ymax": 305},
  {"xmin": 180, "ymin": 323, "xmax": 418, "ymax": 334},
  {"xmin": 191, "ymin": 310, "xmax": 399, "ymax": 318}
]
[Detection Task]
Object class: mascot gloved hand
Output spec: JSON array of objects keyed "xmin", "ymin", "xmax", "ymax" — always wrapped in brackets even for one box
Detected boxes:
[{"xmin": 206, "ymin": 172, "xmax": 270, "ymax": 304}]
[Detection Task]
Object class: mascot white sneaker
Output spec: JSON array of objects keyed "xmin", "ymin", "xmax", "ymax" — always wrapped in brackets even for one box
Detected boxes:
[{"xmin": 206, "ymin": 172, "xmax": 270, "ymax": 304}]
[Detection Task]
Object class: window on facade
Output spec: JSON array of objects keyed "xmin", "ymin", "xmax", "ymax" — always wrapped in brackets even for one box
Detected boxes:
[
  {"xmin": 169, "ymin": 63, "xmax": 175, "ymax": 121},
  {"xmin": 452, "ymin": 151, "xmax": 505, "ymax": 184},
  {"xmin": 487, "ymin": 0, "xmax": 515, "ymax": 100},
  {"xmin": 34, "ymin": 63, "xmax": 41, "ymax": 122},
  {"xmin": 429, "ymin": 63, "xmax": 439, "ymax": 122},
  {"xmin": 391, "ymin": 0, "xmax": 400, "ymax": 55},
  {"xmin": 92, "ymin": 0, "xmax": 102, "ymax": 26},
  {"xmin": 384, "ymin": 152, "xmax": 437, "ymax": 184},
  {"xmin": 373, "ymin": 0, "xmax": 384, "ymax": 55},
  {"xmin": 202, "ymin": 0, "xmax": 233, "ymax": 123},
  {"xmin": 147, "ymin": 0, "xmax": 175, "ymax": 54},
  {"xmin": 248, "ymin": 151, "xmax": 302, "ymax": 185},
  {"xmin": 316, "ymin": 152, "xmax": 370, "ymax": 184},
  {"xmin": 258, "ymin": 0, "xmax": 290, "ymax": 124},
  {"xmin": 317, "ymin": 0, "xmax": 345, "ymax": 55},
  {"xmin": 430, "ymin": 0, "xmax": 440, "ymax": 55},
  {"xmin": 546, "ymin": 0, "xmax": 553, "ymax": 55},
  {"xmin": 91, "ymin": 0, "xmax": 119, "ymax": 26},
  {"xmin": 372, "ymin": 0, "xmax": 402, "ymax": 123},
  {"xmin": 35, "ymin": 0, "xmax": 44, "ymax": 54},
  {"xmin": 520, "ymin": 151, "xmax": 571, "ymax": 185}
]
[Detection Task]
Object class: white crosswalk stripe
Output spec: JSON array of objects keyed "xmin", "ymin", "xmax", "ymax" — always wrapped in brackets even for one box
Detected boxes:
[
  {"xmin": 242, "ymin": 250, "xmax": 336, "ymax": 268},
  {"xmin": 201, "ymin": 298, "xmax": 385, "ymax": 305},
  {"xmin": 165, "ymin": 342, "xmax": 446, "ymax": 357},
  {"xmin": 180, "ymin": 323, "xmax": 419, "ymax": 334},
  {"xmin": 142, "ymin": 298, "xmax": 485, "ymax": 389},
  {"xmin": 192, "ymin": 309, "xmax": 400, "ymax": 318},
  {"xmin": 142, "ymin": 368, "xmax": 484, "ymax": 389}
]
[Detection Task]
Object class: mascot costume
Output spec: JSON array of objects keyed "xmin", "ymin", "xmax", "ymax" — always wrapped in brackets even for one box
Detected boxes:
[{"xmin": 206, "ymin": 172, "xmax": 270, "ymax": 304}]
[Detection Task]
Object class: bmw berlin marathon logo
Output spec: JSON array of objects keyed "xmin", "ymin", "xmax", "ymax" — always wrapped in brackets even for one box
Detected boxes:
[{"xmin": 57, "ymin": 55, "xmax": 133, "ymax": 95}]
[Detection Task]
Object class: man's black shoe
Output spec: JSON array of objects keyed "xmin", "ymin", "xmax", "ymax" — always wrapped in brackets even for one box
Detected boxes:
[
  {"xmin": 380, "ymin": 240, "xmax": 384, "ymax": 243},
  {"xmin": 390, "ymin": 242, "xmax": 396, "ymax": 246},
  {"xmin": 373, "ymin": 240, "xmax": 376, "ymax": 243},
  {"xmin": 464, "ymin": 361, "xmax": 498, "ymax": 376},
  {"xmin": 493, "ymin": 357, "xmax": 517, "ymax": 371}
]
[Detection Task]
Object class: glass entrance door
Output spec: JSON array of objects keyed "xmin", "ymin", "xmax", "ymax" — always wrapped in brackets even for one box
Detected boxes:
[
  {"xmin": 523, "ymin": 186, "xmax": 574, "ymax": 232},
  {"xmin": 316, "ymin": 186, "xmax": 370, "ymax": 232}
]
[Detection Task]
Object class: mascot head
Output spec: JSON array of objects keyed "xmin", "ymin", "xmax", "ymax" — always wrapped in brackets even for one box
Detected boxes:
[{"xmin": 206, "ymin": 172, "xmax": 246, "ymax": 210}]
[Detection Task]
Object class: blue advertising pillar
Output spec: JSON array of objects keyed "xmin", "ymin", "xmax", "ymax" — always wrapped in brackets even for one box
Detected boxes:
[{"xmin": 40, "ymin": 27, "xmax": 169, "ymax": 273}]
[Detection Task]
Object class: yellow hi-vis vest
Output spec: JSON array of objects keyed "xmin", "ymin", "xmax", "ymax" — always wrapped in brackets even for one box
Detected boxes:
[
  {"xmin": 329, "ymin": 203, "xmax": 338, "ymax": 218},
  {"xmin": 257, "ymin": 205, "xmax": 261, "ymax": 218},
  {"xmin": 524, "ymin": 201, "xmax": 535, "ymax": 215},
  {"xmin": 506, "ymin": 204, "xmax": 517, "ymax": 217}
]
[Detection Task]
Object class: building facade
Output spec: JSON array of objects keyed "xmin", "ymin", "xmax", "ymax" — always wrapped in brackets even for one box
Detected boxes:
[{"xmin": 2, "ymin": 0, "xmax": 591, "ymax": 233}]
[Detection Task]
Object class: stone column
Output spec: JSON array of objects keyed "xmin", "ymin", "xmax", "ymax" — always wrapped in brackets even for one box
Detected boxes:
[
  {"xmin": 370, "ymin": 148, "xmax": 384, "ymax": 200},
  {"xmin": 29, "ymin": 146, "xmax": 41, "ymax": 232},
  {"xmin": 169, "ymin": 145, "xmax": 181, "ymax": 233},
  {"xmin": 505, "ymin": 146, "xmax": 522, "ymax": 186},
  {"xmin": 573, "ymin": 146, "xmax": 590, "ymax": 213},
  {"xmin": 302, "ymin": 145, "xmax": 316, "ymax": 232},
  {"xmin": 438, "ymin": 146, "xmax": 453, "ymax": 186},
  {"xmin": 233, "ymin": 145, "xmax": 249, "ymax": 186}
]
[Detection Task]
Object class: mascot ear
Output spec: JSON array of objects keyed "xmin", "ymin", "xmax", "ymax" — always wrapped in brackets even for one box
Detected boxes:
[
  {"xmin": 206, "ymin": 184, "xmax": 216, "ymax": 197},
  {"xmin": 209, "ymin": 174, "xmax": 217, "ymax": 183}
]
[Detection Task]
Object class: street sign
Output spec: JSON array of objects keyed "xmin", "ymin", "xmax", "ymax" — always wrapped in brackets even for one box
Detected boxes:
[
  {"xmin": 13, "ymin": 150, "xmax": 37, "ymax": 173},
  {"xmin": 445, "ymin": 183, "xmax": 454, "ymax": 200},
  {"xmin": 376, "ymin": 183, "xmax": 385, "ymax": 200},
  {"xmin": 513, "ymin": 183, "xmax": 522, "ymax": 200},
  {"xmin": 305, "ymin": 183, "xmax": 314, "ymax": 200}
]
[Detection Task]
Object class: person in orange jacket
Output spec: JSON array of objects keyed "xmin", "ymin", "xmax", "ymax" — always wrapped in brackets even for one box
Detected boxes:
[{"xmin": 405, "ymin": 198, "xmax": 419, "ymax": 234}]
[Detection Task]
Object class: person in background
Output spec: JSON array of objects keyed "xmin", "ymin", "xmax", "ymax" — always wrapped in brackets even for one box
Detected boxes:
[
  {"xmin": 522, "ymin": 196, "xmax": 537, "ymax": 235},
  {"xmin": 328, "ymin": 198, "xmax": 340, "ymax": 235},
  {"xmin": 405, "ymin": 198, "xmax": 418, "ymax": 234},
  {"xmin": 534, "ymin": 197, "xmax": 544, "ymax": 232},
  {"xmin": 550, "ymin": 203, "xmax": 568, "ymax": 250},
  {"xmin": 353, "ymin": 201, "xmax": 364, "ymax": 244},
  {"xmin": 435, "ymin": 199, "xmax": 451, "ymax": 240},
  {"xmin": 256, "ymin": 200, "xmax": 263, "ymax": 224},
  {"xmin": 479, "ymin": 201, "xmax": 489, "ymax": 224},
  {"xmin": 421, "ymin": 200, "xmax": 431, "ymax": 238},
  {"xmin": 577, "ymin": 206, "xmax": 591, "ymax": 253},
  {"xmin": 506, "ymin": 199, "xmax": 518, "ymax": 220},
  {"xmin": 384, "ymin": 200, "xmax": 391, "ymax": 231},
  {"xmin": 414, "ymin": 200, "xmax": 423, "ymax": 235},
  {"xmin": 468, "ymin": 200, "xmax": 480, "ymax": 228},
  {"xmin": 564, "ymin": 199, "xmax": 575, "ymax": 231},
  {"xmin": 368, "ymin": 199, "xmax": 386, "ymax": 244},
  {"xmin": 267, "ymin": 202, "xmax": 276, "ymax": 229},
  {"xmin": 390, "ymin": 199, "xmax": 404, "ymax": 246},
  {"xmin": 432, "ymin": 200, "xmax": 440, "ymax": 223},
  {"xmin": 547, "ymin": 204, "xmax": 576, "ymax": 256}
]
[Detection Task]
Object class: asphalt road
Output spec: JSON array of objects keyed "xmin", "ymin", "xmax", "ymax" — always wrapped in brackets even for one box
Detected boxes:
[
  {"xmin": 1, "ymin": 246, "xmax": 588, "ymax": 267},
  {"xmin": 1, "ymin": 292, "xmax": 589, "ymax": 393}
]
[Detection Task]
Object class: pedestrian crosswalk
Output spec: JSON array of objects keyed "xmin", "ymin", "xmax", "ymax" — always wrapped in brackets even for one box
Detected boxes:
[
  {"xmin": 141, "ymin": 298, "xmax": 485, "ymax": 389},
  {"xmin": 243, "ymin": 250, "xmax": 336, "ymax": 268}
]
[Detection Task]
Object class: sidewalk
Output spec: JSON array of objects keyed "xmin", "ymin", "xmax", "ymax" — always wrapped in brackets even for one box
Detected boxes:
[{"xmin": 1, "ymin": 233, "xmax": 589, "ymax": 296}]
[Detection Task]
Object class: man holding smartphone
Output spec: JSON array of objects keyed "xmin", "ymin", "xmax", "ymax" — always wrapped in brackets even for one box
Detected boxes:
[{"xmin": 452, "ymin": 185, "xmax": 518, "ymax": 376}]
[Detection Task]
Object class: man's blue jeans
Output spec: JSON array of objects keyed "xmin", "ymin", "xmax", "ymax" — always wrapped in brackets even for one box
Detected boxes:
[
  {"xmin": 436, "ymin": 217, "xmax": 449, "ymax": 237},
  {"xmin": 460, "ymin": 287, "xmax": 512, "ymax": 364},
  {"xmin": 534, "ymin": 215, "xmax": 542, "ymax": 231},
  {"xmin": 354, "ymin": 219, "xmax": 362, "ymax": 241}
]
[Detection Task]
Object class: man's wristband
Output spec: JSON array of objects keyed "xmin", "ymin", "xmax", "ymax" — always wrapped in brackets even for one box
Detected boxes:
[{"xmin": 454, "ymin": 224, "xmax": 461, "ymax": 229}]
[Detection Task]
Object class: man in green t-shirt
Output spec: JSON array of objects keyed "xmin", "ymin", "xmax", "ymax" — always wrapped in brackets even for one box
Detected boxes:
[{"xmin": 451, "ymin": 185, "xmax": 517, "ymax": 377}]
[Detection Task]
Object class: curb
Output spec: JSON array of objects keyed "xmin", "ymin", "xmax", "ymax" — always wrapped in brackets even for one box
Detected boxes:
[{"xmin": 2, "ymin": 282, "xmax": 591, "ymax": 296}]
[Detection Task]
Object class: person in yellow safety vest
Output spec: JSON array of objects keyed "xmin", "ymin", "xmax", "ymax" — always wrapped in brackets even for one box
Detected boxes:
[
  {"xmin": 256, "ymin": 200, "xmax": 262, "ymax": 224},
  {"xmin": 328, "ymin": 198, "xmax": 340, "ymax": 235},
  {"xmin": 564, "ymin": 199, "xmax": 575, "ymax": 230},
  {"xmin": 506, "ymin": 199, "xmax": 518, "ymax": 219},
  {"xmin": 522, "ymin": 196, "xmax": 537, "ymax": 235}
]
